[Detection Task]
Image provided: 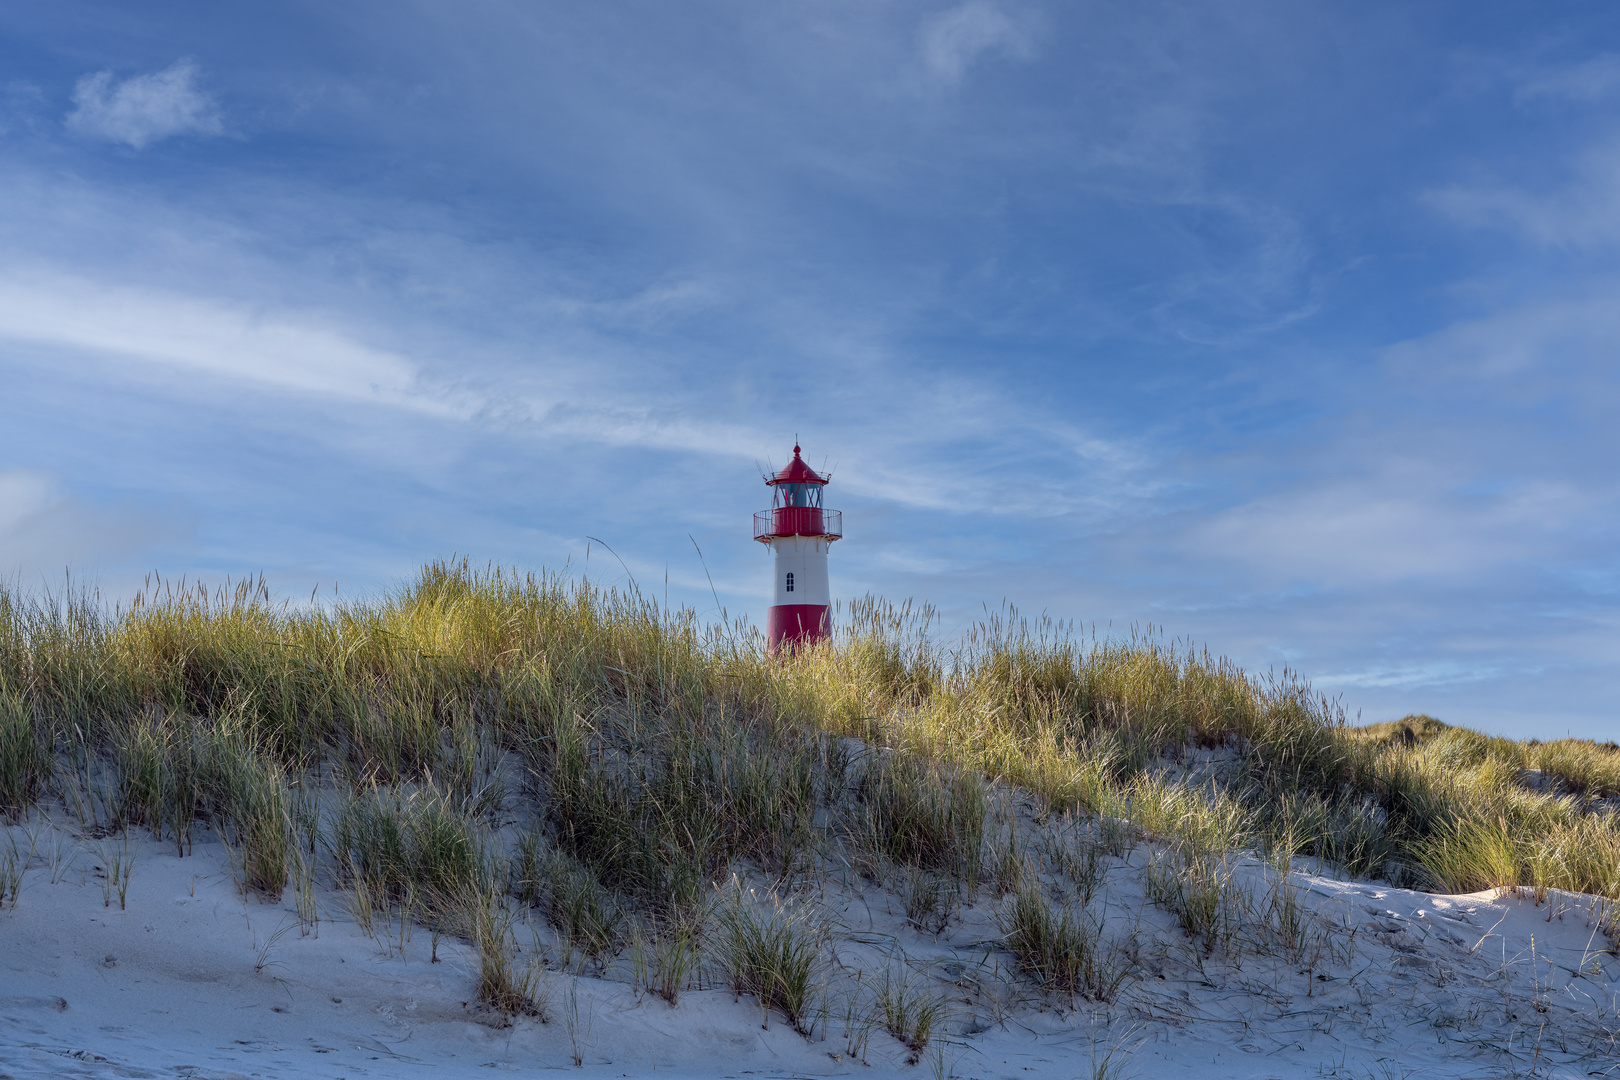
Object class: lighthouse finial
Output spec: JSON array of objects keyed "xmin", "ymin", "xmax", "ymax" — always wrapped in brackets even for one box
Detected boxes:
[{"xmin": 793, "ymin": 436, "xmax": 800, "ymax": 456}]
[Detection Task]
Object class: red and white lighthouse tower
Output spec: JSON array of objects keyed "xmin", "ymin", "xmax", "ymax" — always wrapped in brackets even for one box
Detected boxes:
[{"xmin": 755, "ymin": 444, "xmax": 842, "ymax": 650}]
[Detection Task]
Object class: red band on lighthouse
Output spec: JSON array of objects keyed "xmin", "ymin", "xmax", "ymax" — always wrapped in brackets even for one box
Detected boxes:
[
  {"xmin": 767, "ymin": 605, "xmax": 831, "ymax": 647},
  {"xmin": 756, "ymin": 444, "xmax": 841, "ymax": 651}
]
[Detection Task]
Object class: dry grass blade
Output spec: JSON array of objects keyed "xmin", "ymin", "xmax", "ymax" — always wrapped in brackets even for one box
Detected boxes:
[
  {"xmin": 468, "ymin": 890, "xmax": 548, "ymax": 1020},
  {"xmin": 719, "ymin": 887, "xmax": 823, "ymax": 1036},
  {"xmin": 1000, "ymin": 880, "xmax": 1128, "ymax": 1001},
  {"xmin": 877, "ymin": 969, "xmax": 948, "ymax": 1063}
]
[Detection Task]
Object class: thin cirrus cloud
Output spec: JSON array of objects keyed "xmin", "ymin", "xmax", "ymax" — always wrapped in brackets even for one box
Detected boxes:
[
  {"xmin": 1513, "ymin": 52, "xmax": 1620, "ymax": 104},
  {"xmin": 1427, "ymin": 143, "xmax": 1620, "ymax": 250},
  {"xmin": 1382, "ymin": 290, "xmax": 1620, "ymax": 397},
  {"xmin": 1190, "ymin": 474, "xmax": 1586, "ymax": 587},
  {"xmin": 0, "ymin": 269, "xmax": 467, "ymax": 415},
  {"xmin": 0, "ymin": 256, "xmax": 1108, "ymax": 524},
  {"xmin": 1312, "ymin": 661, "xmax": 1506, "ymax": 692},
  {"xmin": 918, "ymin": 1, "xmax": 1035, "ymax": 83},
  {"xmin": 65, "ymin": 59, "xmax": 224, "ymax": 149},
  {"xmin": 0, "ymin": 469, "xmax": 179, "ymax": 578},
  {"xmin": 0, "ymin": 238, "xmax": 1135, "ymax": 527},
  {"xmin": 0, "ymin": 80, "xmax": 46, "ymax": 135},
  {"xmin": 1185, "ymin": 293, "xmax": 1620, "ymax": 594}
]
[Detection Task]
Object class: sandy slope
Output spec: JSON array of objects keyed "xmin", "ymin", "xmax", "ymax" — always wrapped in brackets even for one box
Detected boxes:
[{"xmin": 3, "ymin": 813, "xmax": 1618, "ymax": 1080}]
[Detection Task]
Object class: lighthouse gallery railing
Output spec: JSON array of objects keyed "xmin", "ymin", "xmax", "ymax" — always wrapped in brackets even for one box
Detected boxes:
[{"xmin": 754, "ymin": 507, "xmax": 842, "ymax": 541}]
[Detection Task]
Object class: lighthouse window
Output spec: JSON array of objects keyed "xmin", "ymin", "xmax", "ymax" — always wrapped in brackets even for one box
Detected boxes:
[
  {"xmin": 785, "ymin": 572, "xmax": 795, "ymax": 593},
  {"xmin": 776, "ymin": 483, "xmax": 823, "ymax": 509}
]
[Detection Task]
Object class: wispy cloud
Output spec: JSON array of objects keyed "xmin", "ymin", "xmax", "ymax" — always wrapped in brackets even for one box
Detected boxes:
[
  {"xmin": 1191, "ymin": 472, "xmax": 1588, "ymax": 587},
  {"xmin": 1184, "ymin": 285, "xmax": 1620, "ymax": 593},
  {"xmin": 919, "ymin": 1, "xmax": 1034, "ymax": 84},
  {"xmin": 0, "ymin": 80, "xmax": 45, "ymax": 136},
  {"xmin": 0, "ymin": 269, "xmax": 469, "ymax": 414},
  {"xmin": 66, "ymin": 59, "xmax": 224, "ymax": 149},
  {"xmin": 1428, "ymin": 139, "xmax": 1620, "ymax": 249},
  {"xmin": 0, "ymin": 469, "xmax": 180, "ymax": 578},
  {"xmin": 1514, "ymin": 53, "xmax": 1620, "ymax": 103},
  {"xmin": 1312, "ymin": 660, "xmax": 1506, "ymax": 691},
  {"xmin": 1382, "ymin": 290, "xmax": 1620, "ymax": 385}
]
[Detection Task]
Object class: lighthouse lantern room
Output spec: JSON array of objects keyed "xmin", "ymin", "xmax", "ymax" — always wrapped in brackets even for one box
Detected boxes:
[{"xmin": 754, "ymin": 444, "xmax": 842, "ymax": 650}]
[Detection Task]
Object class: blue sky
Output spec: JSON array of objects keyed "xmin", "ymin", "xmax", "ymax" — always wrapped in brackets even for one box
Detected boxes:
[{"xmin": 1, "ymin": 2, "xmax": 1617, "ymax": 739}]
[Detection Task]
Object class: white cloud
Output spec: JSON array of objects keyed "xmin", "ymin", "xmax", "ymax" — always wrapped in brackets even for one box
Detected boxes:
[
  {"xmin": 1312, "ymin": 661, "xmax": 1504, "ymax": 691},
  {"xmin": 919, "ymin": 2, "xmax": 1034, "ymax": 84},
  {"xmin": 0, "ymin": 470, "xmax": 176, "ymax": 576},
  {"xmin": 66, "ymin": 59, "xmax": 224, "ymax": 149},
  {"xmin": 0, "ymin": 472, "xmax": 56, "ymax": 544},
  {"xmin": 0, "ymin": 269, "xmax": 469, "ymax": 415},
  {"xmin": 1514, "ymin": 54, "xmax": 1620, "ymax": 103},
  {"xmin": 0, "ymin": 265, "xmax": 1140, "ymax": 526},
  {"xmin": 0, "ymin": 81, "xmax": 46, "ymax": 136},
  {"xmin": 1181, "ymin": 289, "xmax": 1620, "ymax": 594},
  {"xmin": 1190, "ymin": 469, "xmax": 1589, "ymax": 588},
  {"xmin": 1382, "ymin": 291, "xmax": 1620, "ymax": 381},
  {"xmin": 1428, "ymin": 140, "xmax": 1620, "ymax": 249}
]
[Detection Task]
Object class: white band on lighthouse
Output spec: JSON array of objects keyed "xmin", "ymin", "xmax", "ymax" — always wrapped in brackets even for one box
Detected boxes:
[{"xmin": 770, "ymin": 536, "xmax": 831, "ymax": 607}]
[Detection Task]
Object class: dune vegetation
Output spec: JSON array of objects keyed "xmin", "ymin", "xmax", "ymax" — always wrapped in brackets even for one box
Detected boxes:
[{"xmin": 2, "ymin": 558, "xmax": 1619, "ymax": 1028}]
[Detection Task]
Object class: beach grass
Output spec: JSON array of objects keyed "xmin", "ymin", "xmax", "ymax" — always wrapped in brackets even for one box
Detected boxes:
[{"xmin": 3, "ymin": 558, "xmax": 1619, "ymax": 1004}]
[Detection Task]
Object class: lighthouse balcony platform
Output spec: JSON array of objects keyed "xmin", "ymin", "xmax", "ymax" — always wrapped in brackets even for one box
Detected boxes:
[{"xmin": 754, "ymin": 507, "xmax": 842, "ymax": 542}]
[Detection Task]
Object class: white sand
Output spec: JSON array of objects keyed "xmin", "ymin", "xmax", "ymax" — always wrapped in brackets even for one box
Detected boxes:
[{"xmin": 3, "ymin": 813, "xmax": 1617, "ymax": 1080}]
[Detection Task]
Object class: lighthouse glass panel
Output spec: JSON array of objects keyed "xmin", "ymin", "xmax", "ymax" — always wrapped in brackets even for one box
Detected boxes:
[{"xmin": 777, "ymin": 483, "xmax": 822, "ymax": 508}]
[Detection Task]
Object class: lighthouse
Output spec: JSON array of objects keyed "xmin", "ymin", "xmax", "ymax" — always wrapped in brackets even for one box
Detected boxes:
[{"xmin": 754, "ymin": 444, "xmax": 842, "ymax": 650}]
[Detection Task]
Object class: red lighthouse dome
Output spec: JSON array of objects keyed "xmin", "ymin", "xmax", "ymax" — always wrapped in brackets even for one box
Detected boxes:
[
  {"xmin": 754, "ymin": 444, "xmax": 841, "ymax": 650},
  {"xmin": 754, "ymin": 445, "xmax": 843, "ymax": 545}
]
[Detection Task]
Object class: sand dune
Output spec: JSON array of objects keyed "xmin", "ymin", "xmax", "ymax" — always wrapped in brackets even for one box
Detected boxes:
[{"xmin": 4, "ymin": 807, "xmax": 1617, "ymax": 1080}]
